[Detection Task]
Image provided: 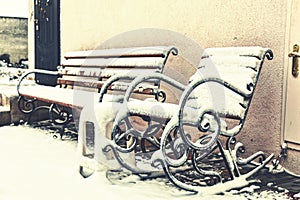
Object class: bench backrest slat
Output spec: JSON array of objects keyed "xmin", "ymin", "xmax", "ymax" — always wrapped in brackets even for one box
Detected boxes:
[
  {"xmin": 59, "ymin": 68, "xmax": 162, "ymax": 77},
  {"xmin": 61, "ymin": 57, "xmax": 165, "ymax": 70},
  {"xmin": 58, "ymin": 46, "xmax": 178, "ymax": 92},
  {"xmin": 189, "ymin": 47, "xmax": 272, "ymax": 120},
  {"xmin": 64, "ymin": 46, "xmax": 172, "ymax": 59},
  {"xmin": 202, "ymin": 46, "xmax": 270, "ymax": 60}
]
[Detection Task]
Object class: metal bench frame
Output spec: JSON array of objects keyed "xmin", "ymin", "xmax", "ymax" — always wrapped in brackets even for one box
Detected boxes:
[{"xmin": 83, "ymin": 46, "xmax": 274, "ymax": 194}]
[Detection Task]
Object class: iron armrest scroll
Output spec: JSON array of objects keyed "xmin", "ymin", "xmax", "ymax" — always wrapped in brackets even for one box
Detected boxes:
[
  {"xmin": 121, "ymin": 73, "xmax": 186, "ymax": 104},
  {"xmin": 98, "ymin": 73, "xmax": 148, "ymax": 103},
  {"xmin": 17, "ymin": 69, "xmax": 60, "ymax": 96},
  {"xmin": 98, "ymin": 72, "xmax": 185, "ymax": 103}
]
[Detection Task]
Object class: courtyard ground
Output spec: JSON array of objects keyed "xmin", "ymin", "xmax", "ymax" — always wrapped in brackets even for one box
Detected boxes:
[{"xmin": 0, "ymin": 124, "xmax": 299, "ymax": 200}]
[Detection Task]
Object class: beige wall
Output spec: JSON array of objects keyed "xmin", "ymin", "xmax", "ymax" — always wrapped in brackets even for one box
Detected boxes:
[
  {"xmin": 30, "ymin": 0, "xmax": 295, "ymax": 171},
  {"xmin": 61, "ymin": 1, "xmax": 285, "ymax": 52}
]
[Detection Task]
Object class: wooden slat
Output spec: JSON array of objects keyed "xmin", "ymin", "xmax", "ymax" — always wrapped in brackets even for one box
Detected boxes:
[
  {"xmin": 188, "ymin": 48, "xmax": 270, "ymax": 120},
  {"xmin": 190, "ymin": 65, "xmax": 258, "ymax": 95},
  {"xmin": 57, "ymin": 78, "xmax": 104, "ymax": 89},
  {"xmin": 199, "ymin": 56, "xmax": 261, "ymax": 71},
  {"xmin": 56, "ymin": 46, "xmax": 178, "ymax": 96},
  {"xmin": 100, "ymin": 68, "xmax": 162, "ymax": 78},
  {"xmin": 61, "ymin": 57, "xmax": 165, "ymax": 70},
  {"xmin": 64, "ymin": 46, "xmax": 174, "ymax": 59},
  {"xmin": 19, "ymin": 46, "xmax": 178, "ymax": 109},
  {"xmin": 59, "ymin": 67, "xmax": 102, "ymax": 77},
  {"xmin": 202, "ymin": 46, "xmax": 271, "ymax": 60},
  {"xmin": 59, "ymin": 68, "xmax": 162, "ymax": 78},
  {"xmin": 58, "ymin": 78, "xmax": 158, "ymax": 92},
  {"xmin": 187, "ymin": 85, "xmax": 248, "ymax": 120},
  {"xmin": 19, "ymin": 86, "xmax": 118, "ymax": 109}
]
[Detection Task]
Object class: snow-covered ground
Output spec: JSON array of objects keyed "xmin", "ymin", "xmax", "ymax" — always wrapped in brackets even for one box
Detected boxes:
[
  {"xmin": 0, "ymin": 125, "xmax": 240, "ymax": 200},
  {"xmin": 0, "ymin": 125, "xmax": 296, "ymax": 200}
]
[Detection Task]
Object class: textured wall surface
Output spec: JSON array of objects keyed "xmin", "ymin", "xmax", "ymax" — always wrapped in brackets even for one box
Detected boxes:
[{"xmin": 0, "ymin": 17, "xmax": 28, "ymax": 64}]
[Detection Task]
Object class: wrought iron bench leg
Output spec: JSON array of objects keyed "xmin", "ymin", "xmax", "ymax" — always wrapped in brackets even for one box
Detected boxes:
[
  {"xmin": 218, "ymin": 136, "xmax": 275, "ymax": 182},
  {"xmin": 18, "ymin": 95, "xmax": 50, "ymax": 124},
  {"xmin": 18, "ymin": 96, "xmax": 72, "ymax": 138},
  {"xmin": 49, "ymin": 104, "xmax": 73, "ymax": 126}
]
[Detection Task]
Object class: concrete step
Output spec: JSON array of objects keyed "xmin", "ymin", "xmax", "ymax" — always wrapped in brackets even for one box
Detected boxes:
[
  {"xmin": 0, "ymin": 85, "xmax": 34, "ymax": 125},
  {"xmin": 0, "ymin": 106, "xmax": 11, "ymax": 126},
  {"xmin": 0, "ymin": 93, "xmax": 10, "ymax": 107}
]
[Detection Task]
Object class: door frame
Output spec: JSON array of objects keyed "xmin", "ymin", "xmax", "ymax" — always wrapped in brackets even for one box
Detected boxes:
[
  {"xmin": 33, "ymin": 0, "xmax": 60, "ymax": 85},
  {"xmin": 282, "ymin": 0, "xmax": 300, "ymax": 150}
]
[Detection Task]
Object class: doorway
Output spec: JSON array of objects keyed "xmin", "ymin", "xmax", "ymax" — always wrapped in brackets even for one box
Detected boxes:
[
  {"xmin": 284, "ymin": 0, "xmax": 300, "ymax": 147},
  {"xmin": 34, "ymin": 0, "xmax": 60, "ymax": 86}
]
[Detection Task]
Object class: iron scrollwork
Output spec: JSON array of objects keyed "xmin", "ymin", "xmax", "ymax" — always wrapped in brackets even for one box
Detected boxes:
[
  {"xmin": 103, "ymin": 113, "xmax": 166, "ymax": 175},
  {"xmin": 49, "ymin": 104, "xmax": 73, "ymax": 125},
  {"xmin": 18, "ymin": 96, "xmax": 37, "ymax": 114}
]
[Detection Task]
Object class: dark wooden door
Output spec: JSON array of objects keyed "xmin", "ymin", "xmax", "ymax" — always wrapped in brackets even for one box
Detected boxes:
[{"xmin": 34, "ymin": 0, "xmax": 60, "ymax": 86}]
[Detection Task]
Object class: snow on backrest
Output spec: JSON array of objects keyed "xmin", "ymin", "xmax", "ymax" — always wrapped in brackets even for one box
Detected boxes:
[
  {"xmin": 61, "ymin": 46, "xmax": 177, "ymax": 75},
  {"xmin": 187, "ymin": 46, "xmax": 272, "ymax": 120},
  {"xmin": 202, "ymin": 46, "xmax": 271, "ymax": 60},
  {"xmin": 59, "ymin": 46, "xmax": 178, "ymax": 89}
]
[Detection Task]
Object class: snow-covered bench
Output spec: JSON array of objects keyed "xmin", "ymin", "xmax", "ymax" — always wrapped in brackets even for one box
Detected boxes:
[
  {"xmin": 16, "ymin": 46, "xmax": 178, "ymax": 130},
  {"xmin": 78, "ymin": 46, "xmax": 274, "ymax": 194}
]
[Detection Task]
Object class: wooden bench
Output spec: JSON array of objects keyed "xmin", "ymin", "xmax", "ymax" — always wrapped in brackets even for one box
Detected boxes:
[
  {"xmin": 17, "ymin": 46, "xmax": 178, "ymax": 129},
  {"xmin": 77, "ymin": 46, "xmax": 274, "ymax": 194}
]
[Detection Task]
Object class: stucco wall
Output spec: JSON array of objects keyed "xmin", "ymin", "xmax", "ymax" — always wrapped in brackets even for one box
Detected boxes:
[{"xmin": 0, "ymin": 17, "xmax": 28, "ymax": 64}]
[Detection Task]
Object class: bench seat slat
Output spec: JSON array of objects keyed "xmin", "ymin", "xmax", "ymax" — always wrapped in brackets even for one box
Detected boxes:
[
  {"xmin": 93, "ymin": 100, "xmax": 228, "ymax": 132},
  {"xmin": 19, "ymin": 86, "xmax": 123, "ymax": 108},
  {"xmin": 19, "ymin": 85, "xmax": 157, "ymax": 110}
]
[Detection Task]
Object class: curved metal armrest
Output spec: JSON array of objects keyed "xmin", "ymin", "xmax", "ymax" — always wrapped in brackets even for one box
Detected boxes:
[
  {"xmin": 99, "ymin": 72, "xmax": 186, "ymax": 103},
  {"xmin": 98, "ymin": 73, "xmax": 144, "ymax": 102},
  {"xmin": 17, "ymin": 69, "xmax": 59, "ymax": 96},
  {"xmin": 121, "ymin": 73, "xmax": 251, "ymax": 105},
  {"xmin": 177, "ymin": 77, "xmax": 252, "ymax": 138},
  {"xmin": 121, "ymin": 73, "xmax": 186, "ymax": 103},
  {"xmin": 186, "ymin": 77, "xmax": 254, "ymax": 100}
]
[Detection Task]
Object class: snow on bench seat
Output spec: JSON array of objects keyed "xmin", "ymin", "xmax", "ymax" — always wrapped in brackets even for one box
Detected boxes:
[{"xmin": 18, "ymin": 85, "xmax": 123, "ymax": 109}]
